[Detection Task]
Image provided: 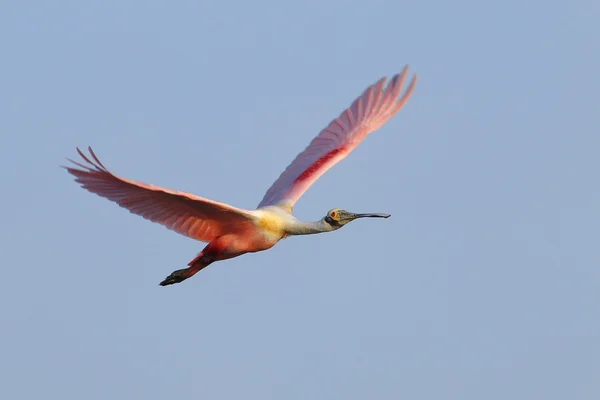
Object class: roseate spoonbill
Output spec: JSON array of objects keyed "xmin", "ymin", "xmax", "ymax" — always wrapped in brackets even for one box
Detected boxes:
[{"xmin": 65, "ymin": 66, "xmax": 417, "ymax": 286}]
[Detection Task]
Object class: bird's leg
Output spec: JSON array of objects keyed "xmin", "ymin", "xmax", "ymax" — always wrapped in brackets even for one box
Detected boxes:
[
  {"xmin": 159, "ymin": 260, "xmax": 212, "ymax": 286},
  {"xmin": 159, "ymin": 238, "xmax": 227, "ymax": 286},
  {"xmin": 159, "ymin": 268, "xmax": 189, "ymax": 286}
]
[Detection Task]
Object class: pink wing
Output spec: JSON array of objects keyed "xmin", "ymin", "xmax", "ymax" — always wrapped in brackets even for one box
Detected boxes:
[
  {"xmin": 65, "ymin": 147, "xmax": 256, "ymax": 243},
  {"xmin": 258, "ymin": 66, "xmax": 417, "ymax": 209}
]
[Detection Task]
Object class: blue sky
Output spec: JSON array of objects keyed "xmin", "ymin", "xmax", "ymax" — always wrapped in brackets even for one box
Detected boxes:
[{"xmin": 1, "ymin": 1, "xmax": 599, "ymax": 399}]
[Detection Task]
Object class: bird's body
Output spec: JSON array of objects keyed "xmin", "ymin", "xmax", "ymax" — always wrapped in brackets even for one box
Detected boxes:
[{"xmin": 65, "ymin": 66, "xmax": 417, "ymax": 286}]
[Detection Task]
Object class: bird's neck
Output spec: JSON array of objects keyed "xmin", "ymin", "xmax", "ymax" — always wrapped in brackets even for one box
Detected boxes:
[{"xmin": 286, "ymin": 219, "xmax": 335, "ymax": 236}]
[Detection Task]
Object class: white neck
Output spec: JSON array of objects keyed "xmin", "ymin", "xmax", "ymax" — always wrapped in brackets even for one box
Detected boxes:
[{"xmin": 286, "ymin": 219, "xmax": 336, "ymax": 236}]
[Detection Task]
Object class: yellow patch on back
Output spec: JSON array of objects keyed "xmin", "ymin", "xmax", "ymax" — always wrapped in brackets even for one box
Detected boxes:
[{"xmin": 257, "ymin": 214, "xmax": 287, "ymax": 235}]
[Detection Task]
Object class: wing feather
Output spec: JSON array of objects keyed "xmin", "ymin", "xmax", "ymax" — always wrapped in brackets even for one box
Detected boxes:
[
  {"xmin": 65, "ymin": 147, "xmax": 256, "ymax": 242},
  {"xmin": 258, "ymin": 66, "xmax": 417, "ymax": 209}
]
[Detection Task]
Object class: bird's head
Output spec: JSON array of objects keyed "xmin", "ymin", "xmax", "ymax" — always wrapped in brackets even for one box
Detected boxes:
[{"xmin": 323, "ymin": 208, "xmax": 391, "ymax": 229}]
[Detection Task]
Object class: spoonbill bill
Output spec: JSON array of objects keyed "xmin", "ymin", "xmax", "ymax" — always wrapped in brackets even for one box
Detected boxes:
[{"xmin": 65, "ymin": 66, "xmax": 417, "ymax": 286}]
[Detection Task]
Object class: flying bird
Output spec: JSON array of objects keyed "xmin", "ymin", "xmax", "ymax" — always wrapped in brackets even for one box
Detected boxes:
[{"xmin": 65, "ymin": 66, "xmax": 417, "ymax": 286}]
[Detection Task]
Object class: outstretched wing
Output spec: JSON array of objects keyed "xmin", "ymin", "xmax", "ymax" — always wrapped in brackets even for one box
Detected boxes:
[
  {"xmin": 65, "ymin": 147, "xmax": 256, "ymax": 242},
  {"xmin": 258, "ymin": 66, "xmax": 417, "ymax": 210}
]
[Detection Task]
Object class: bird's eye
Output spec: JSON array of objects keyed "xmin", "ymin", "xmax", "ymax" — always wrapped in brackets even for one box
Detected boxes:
[{"xmin": 331, "ymin": 211, "xmax": 336, "ymax": 218}]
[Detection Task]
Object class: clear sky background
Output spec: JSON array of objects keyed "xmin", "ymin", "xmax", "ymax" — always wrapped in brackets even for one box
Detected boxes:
[{"xmin": 1, "ymin": 1, "xmax": 599, "ymax": 399}]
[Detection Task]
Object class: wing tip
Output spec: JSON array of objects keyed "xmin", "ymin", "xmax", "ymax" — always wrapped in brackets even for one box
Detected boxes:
[
  {"xmin": 397, "ymin": 64, "xmax": 418, "ymax": 86},
  {"xmin": 64, "ymin": 145, "xmax": 111, "ymax": 173}
]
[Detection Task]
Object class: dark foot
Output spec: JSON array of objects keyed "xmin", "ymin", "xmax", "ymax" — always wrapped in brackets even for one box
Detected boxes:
[{"xmin": 159, "ymin": 268, "xmax": 190, "ymax": 286}]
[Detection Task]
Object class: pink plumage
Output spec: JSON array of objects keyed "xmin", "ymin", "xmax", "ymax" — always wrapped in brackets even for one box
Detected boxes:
[
  {"xmin": 65, "ymin": 66, "xmax": 417, "ymax": 286},
  {"xmin": 258, "ymin": 66, "xmax": 417, "ymax": 209},
  {"xmin": 65, "ymin": 147, "xmax": 256, "ymax": 243}
]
